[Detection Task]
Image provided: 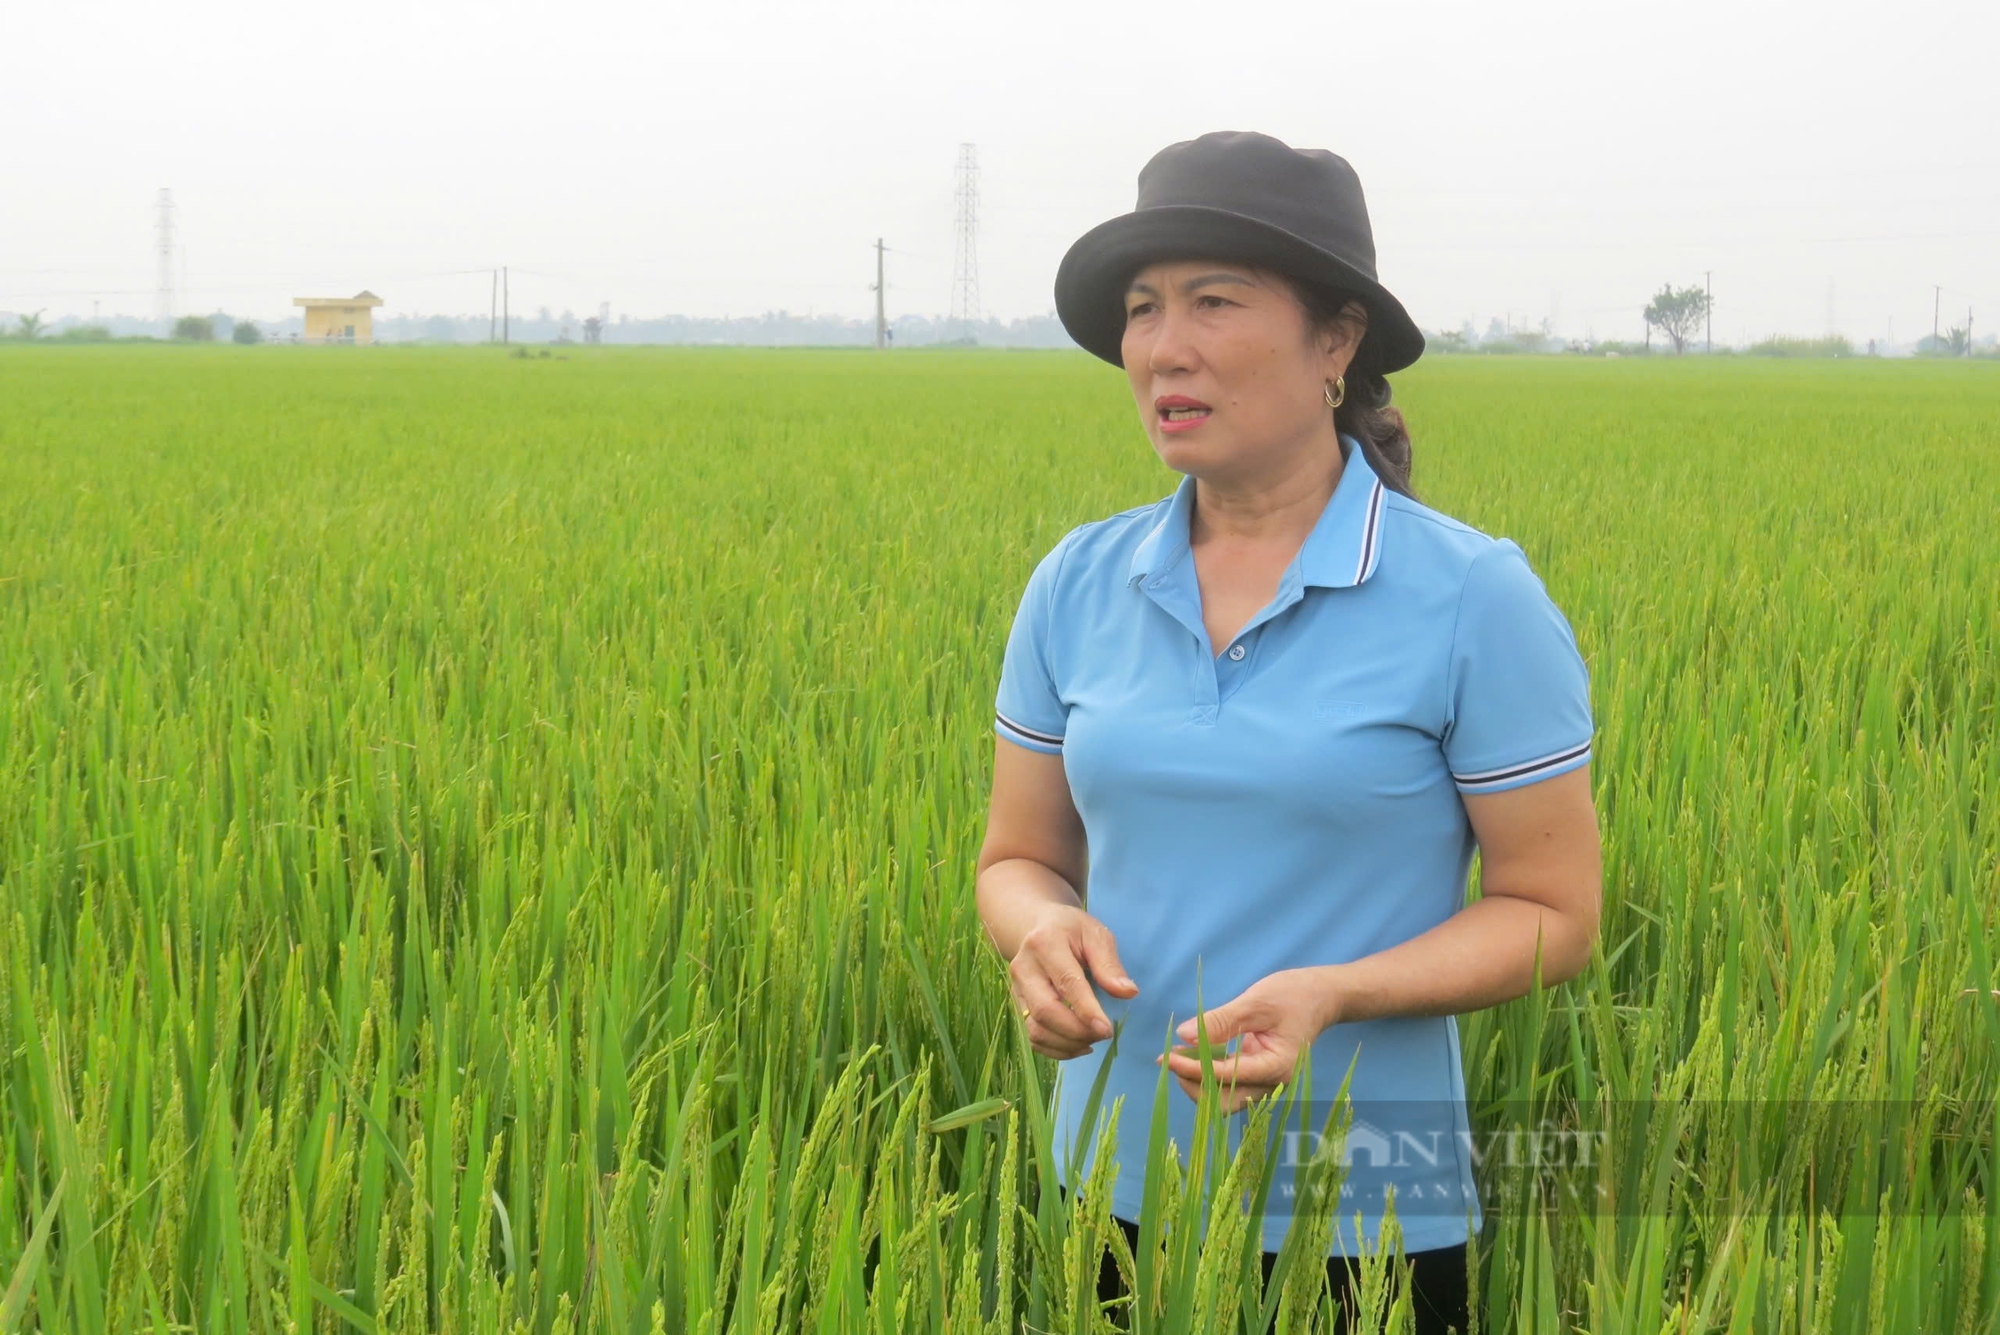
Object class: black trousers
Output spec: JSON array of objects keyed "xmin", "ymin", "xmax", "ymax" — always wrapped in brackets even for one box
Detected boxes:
[{"xmin": 1092, "ymin": 1211, "xmax": 1471, "ymax": 1334}]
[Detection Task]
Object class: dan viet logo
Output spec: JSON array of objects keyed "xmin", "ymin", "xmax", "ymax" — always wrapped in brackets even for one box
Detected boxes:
[
  {"xmin": 1278, "ymin": 1116, "xmax": 1606, "ymax": 1174},
  {"xmin": 1251, "ymin": 1101, "xmax": 1957, "ymax": 1220},
  {"xmin": 1265, "ymin": 1110, "xmax": 1609, "ymax": 1216}
]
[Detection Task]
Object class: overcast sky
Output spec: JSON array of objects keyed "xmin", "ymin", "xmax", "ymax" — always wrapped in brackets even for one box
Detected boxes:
[{"xmin": 4, "ymin": 0, "xmax": 1994, "ymax": 344}]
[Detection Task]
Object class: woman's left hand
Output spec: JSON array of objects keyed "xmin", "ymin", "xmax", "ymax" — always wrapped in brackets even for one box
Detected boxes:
[{"xmin": 1157, "ymin": 968, "xmax": 1337, "ymax": 1113}]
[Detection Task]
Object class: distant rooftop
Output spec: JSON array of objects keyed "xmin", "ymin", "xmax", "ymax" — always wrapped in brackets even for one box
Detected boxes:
[{"xmin": 293, "ymin": 291, "xmax": 384, "ymax": 308}]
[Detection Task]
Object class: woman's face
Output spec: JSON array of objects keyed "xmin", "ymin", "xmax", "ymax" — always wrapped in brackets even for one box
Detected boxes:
[{"xmin": 1119, "ymin": 260, "xmax": 1362, "ymax": 482}]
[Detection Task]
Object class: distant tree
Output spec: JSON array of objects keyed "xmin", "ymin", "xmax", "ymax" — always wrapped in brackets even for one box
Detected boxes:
[
  {"xmin": 1642, "ymin": 284, "xmax": 1712, "ymax": 354},
  {"xmin": 1512, "ymin": 326, "xmax": 1554, "ymax": 354},
  {"xmin": 1914, "ymin": 328, "xmax": 1974, "ymax": 358},
  {"xmin": 232, "ymin": 320, "xmax": 263, "ymax": 345},
  {"xmin": 1746, "ymin": 334, "xmax": 1852, "ymax": 358},
  {"xmin": 172, "ymin": 315, "xmax": 215, "ymax": 342},
  {"xmin": 14, "ymin": 310, "xmax": 46, "ymax": 339},
  {"xmin": 57, "ymin": 324, "xmax": 113, "ymax": 343}
]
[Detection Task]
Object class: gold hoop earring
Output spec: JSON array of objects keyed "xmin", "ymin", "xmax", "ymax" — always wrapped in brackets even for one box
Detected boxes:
[{"xmin": 1324, "ymin": 376, "xmax": 1345, "ymax": 409}]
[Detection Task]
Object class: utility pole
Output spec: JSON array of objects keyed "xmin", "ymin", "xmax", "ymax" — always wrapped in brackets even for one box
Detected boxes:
[
  {"xmin": 874, "ymin": 238, "xmax": 887, "ymax": 350},
  {"xmin": 1704, "ymin": 270, "xmax": 1712, "ymax": 353},
  {"xmin": 1934, "ymin": 286, "xmax": 1941, "ymax": 343},
  {"xmin": 503, "ymin": 267, "xmax": 510, "ymax": 345},
  {"xmin": 490, "ymin": 270, "xmax": 498, "ymax": 342},
  {"xmin": 1968, "ymin": 308, "xmax": 1975, "ymax": 357}
]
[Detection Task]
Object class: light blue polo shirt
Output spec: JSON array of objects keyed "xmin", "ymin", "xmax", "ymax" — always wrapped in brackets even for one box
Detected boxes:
[{"xmin": 993, "ymin": 436, "xmax": 1593, "ymax": 1257}]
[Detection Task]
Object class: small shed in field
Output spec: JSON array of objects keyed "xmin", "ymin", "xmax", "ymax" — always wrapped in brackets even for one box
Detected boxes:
[{"xmin": 294, "ymin": 291, "xmax": 384, "ymax": 344}]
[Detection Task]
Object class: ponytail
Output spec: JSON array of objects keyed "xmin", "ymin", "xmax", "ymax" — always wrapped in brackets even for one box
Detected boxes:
[{"xmin": 1291, "ymin": 278, "xmax": 1418, "ymax": 499}]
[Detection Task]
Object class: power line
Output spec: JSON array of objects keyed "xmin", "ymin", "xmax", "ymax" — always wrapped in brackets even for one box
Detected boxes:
[
  {"xmin": 1382, "ymin": 159, "xmax": 2000, "ymax": 197},
  {"xmin": 1390, "ymin": 227, "xmax": 2000, "ymax": 255}
]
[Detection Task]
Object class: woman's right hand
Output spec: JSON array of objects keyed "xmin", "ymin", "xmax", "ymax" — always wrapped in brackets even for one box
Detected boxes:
[{"xmin": 1009, "ymin": 906, "xmax": 1141, "ymax": 1060}]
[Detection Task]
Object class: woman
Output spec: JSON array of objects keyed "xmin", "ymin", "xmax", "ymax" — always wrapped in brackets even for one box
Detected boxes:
[{"xmin": 974, "ymin": 131, "xmax": 1603, "ymax": 1332}]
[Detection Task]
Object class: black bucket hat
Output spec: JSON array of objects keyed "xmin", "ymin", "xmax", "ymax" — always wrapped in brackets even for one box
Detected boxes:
[{"xmin": 1054, "ymin": 130, "xmax": 1423, "ymax": 375}]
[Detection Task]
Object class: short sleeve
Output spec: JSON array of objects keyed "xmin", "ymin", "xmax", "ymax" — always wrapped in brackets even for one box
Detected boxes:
[
  {"xmin": 993, "ymin": 531, "xmax": 1075, "ymax": 755},
  {"xmin": 1442, "ymin": 540, "xmax": 1594, "ymax": 794}
]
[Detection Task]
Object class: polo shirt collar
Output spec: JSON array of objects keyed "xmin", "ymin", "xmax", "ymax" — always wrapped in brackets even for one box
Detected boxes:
[{"xmin": 1127, "ymin": 434, "xmax": 1388, "ymax": 591}]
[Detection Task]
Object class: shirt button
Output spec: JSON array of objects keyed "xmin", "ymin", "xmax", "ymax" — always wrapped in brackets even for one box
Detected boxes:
[{"xmin": 1227, "ymin": 644, "xmax": 1246, "ymax": 661}]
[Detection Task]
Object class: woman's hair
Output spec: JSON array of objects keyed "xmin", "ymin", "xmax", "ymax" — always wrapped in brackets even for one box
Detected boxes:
[{"xmin": 1287, "ymin": 277, "xmax": 1418, "ymax": 499}]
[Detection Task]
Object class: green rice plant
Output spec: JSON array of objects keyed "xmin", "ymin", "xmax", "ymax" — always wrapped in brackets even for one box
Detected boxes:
[{"xmin": 0, "ymin": 345, "xmax": 1994, "ymax": 1331}]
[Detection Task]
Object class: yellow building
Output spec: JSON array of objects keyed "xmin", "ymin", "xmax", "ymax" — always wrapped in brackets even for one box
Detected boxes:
[{"xmin": 293, "ymin": 291, "xmax": 384, "ymax": 344}]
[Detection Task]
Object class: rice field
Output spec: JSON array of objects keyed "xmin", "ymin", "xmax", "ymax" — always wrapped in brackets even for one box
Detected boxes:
[{"xmin": 1, "ymin": 344, "xmax": 1996, "ymax": 1333}]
